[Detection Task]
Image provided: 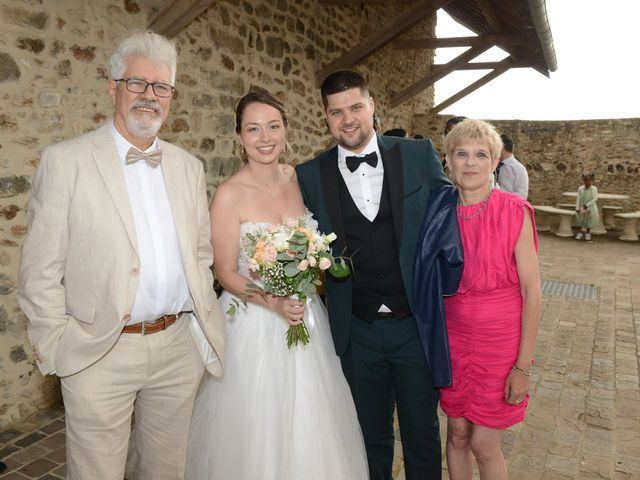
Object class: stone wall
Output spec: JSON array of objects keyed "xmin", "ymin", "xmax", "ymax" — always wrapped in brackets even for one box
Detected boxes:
[
  {"xmin": 0, "ymin": 0, "xmax": 436, "ymax": 427},
  {"xmin": 415, "ymin": 115, "xmax": 640, "ymax": 210}
]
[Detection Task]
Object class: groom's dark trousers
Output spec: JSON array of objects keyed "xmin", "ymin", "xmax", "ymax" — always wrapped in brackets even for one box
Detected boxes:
[{"xmin": 296, "ymin": 135, "xmax": 449, "ymax": 480}]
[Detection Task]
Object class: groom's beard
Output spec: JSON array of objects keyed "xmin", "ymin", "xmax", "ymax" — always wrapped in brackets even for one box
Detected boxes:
[{"xmin": 335, "ymin": 122, "xmax": 374, "ymax": 153}]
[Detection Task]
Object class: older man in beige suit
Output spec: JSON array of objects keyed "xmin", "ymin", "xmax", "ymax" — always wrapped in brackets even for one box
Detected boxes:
[{"xmin": 18, "ymin": 31, "xmax": 224, "ymax": 480}]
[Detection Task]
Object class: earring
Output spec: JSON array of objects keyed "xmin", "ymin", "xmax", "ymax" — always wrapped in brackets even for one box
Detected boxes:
[
  {"xmin": 238, "ymin": 142, "xmax": 248, "ymax": 163},
  {"xmin": 448, "ymin": 169, "xmax": 458, "ymax": 187}
]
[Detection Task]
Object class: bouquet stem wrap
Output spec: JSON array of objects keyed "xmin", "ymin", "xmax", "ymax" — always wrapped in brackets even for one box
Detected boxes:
[{"xmin": 287, "ymin": 295, "xmax": 315, "ymax": 347}]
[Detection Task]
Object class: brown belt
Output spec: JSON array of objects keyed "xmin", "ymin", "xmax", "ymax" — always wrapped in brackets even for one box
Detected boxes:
[{"xmin": 121, "ymin": 311, "xmax": 191, "ymax": 335}]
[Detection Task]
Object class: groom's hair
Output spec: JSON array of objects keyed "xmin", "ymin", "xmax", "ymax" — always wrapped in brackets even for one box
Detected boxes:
[{"xmin": 320, "ymin": 69, "xmax": 369, "ymax": 108}]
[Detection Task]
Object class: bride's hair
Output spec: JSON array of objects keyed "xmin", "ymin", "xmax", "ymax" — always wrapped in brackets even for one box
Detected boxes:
[
  {"xmin": 235, "ymin": 91, "xmax": 289, "ymax": 163},
  {"xmin": 235, "ymin": 91, "xmax": 289, "ymax": 134}
]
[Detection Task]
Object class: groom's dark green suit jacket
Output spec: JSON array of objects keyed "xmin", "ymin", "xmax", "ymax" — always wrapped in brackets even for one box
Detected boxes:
[{"xmin": 296, "ymin": 134, "xmax": 449, "ymax": 356}]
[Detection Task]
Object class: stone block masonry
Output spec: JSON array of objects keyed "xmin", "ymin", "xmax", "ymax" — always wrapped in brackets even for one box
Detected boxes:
[{"xmin": 0, "ymin": 0, "xmax": 436, "ymax": 427}]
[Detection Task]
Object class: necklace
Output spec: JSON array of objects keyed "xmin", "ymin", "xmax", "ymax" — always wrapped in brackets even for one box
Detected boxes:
[
  {"xmin": 457, "ymin": 188, "xmax": 492, "ymax": 221},
  {"xmin": 247, "ymin": 168, "xmax": 281, "ymax": 199}
]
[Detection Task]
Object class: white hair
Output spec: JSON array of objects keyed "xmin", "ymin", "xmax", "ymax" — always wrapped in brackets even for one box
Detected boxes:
[{"xmin": 109, "ymin": 31, "xmax": 177, "ymax": 84}]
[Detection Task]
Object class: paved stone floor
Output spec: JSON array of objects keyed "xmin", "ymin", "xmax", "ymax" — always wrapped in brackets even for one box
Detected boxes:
[{"xmin": 1, "ymin": 231, "xmax": 639, "ymax": 479}]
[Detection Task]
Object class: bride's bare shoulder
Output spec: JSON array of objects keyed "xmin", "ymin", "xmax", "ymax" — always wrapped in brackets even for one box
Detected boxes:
[
  {"xmin": 212, "ymin": 170, "xmax": 251, "ymax": 205},
  {"xmin": 280, "ymin": 163, "xmax": 297, "ymax": 183}
]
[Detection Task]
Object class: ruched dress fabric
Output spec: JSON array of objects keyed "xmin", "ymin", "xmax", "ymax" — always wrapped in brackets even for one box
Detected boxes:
[
  {"xmin": 185, "ymin": 216, "xmax": 369, "ymax": 480},
  {"xmin": 440, "ymin": 189, "xmax": 537, "ymax": 429}
]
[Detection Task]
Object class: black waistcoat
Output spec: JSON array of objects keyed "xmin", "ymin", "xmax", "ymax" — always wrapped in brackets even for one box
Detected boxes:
[{"xmin": 338, "ymin": 172, "xmax": 411, "ymax": 321}]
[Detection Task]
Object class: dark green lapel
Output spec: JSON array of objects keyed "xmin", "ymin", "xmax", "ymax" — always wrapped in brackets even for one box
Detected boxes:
[
  {"xmin": 378, "ymin": 136, "xmax": 403, "ymax": 247},
  {"xmin": 319, "ymin": 147, "xmax": 347, "ymax": 251}
]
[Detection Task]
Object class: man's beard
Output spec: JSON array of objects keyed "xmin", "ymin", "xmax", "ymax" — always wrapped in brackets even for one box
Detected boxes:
[
  {"xmin": 337, "ymin": 124, "xmax": 373, "ymax": 152},
  {"xmin": 126, "ymin": 100, "xmax": 163, "ymax": 138}
]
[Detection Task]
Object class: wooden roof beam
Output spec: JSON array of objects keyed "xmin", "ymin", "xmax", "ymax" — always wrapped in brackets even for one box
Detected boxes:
[
  {"xmin": 395, "ymin": 33, "xmax": 524, "ymax": 50},
  {"xmin": 431, "ymin": 57, "xmax": 513, "ymax": 113},
  {"xmin": 315, "ymin": 0, "xmax": 455, "ymax": 85},
  {"xmin": 443, "ymin": 60, "xmax": 526, "ymax": 70},
  {"xmin": 475, "ymin": 0, "xmax": 501, "ymax": 32},
  {"xmin": 148, "ymin": 0, "xmax": 214, "ymax": 38},
  {"xmin": 390, "ymin": 44, "xmax": 492, "ymax": 108}
]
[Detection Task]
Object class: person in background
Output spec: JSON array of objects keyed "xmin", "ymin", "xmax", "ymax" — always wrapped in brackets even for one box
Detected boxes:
[
  {"xmin": 18, "ymin": 31, "xmax": 224, "ymax": 479},
  {"xmin": 418, "ymin": 119, "xmax": 540, "ymax": 480},
  {"xmin": 574, "ymin": 173, "xmax": 599, "ymax": 241},
  {"xmin": 444, "ymin": 116, "xmax": 468, "ymax": 136},
  {"xmin": 382, "ymin": 127, "xmax": 407, "ymax": 137},
  {"xmin": 442, "ymin": 116, "xmax": 468, "ymax": 171},
  {"xmin": 495, "ymin": 133, "xmax": 529, "ymax": 199}
]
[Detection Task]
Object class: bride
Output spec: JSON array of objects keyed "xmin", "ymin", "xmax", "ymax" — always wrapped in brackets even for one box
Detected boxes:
[{"xmin": 185, "ymin": 91, "xmax": 368, "ymax": 479}]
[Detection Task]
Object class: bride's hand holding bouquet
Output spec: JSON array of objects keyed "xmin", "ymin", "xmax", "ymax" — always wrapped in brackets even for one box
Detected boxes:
[{"xmin": 233, "ymin": 215, "xmax": 350, "ymax": 348}]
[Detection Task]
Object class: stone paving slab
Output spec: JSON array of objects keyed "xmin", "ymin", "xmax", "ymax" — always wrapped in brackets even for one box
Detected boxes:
[{"xmin": 0, "ymin": 232, "xmax": 638, "ymax": 479}]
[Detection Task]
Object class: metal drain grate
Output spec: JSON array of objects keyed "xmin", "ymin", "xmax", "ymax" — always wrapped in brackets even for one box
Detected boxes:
[{"xmin": 541, "ymin": 280, "xmax": 598, "ymax": 300}]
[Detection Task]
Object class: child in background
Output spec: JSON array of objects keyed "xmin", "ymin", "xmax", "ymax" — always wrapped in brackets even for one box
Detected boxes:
[{"xmin": 575, "ymin": 173, "xmax": 599, "ymax": 240}]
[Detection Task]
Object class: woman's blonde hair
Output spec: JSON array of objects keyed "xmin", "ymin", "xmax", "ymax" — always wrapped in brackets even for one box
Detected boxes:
[{"xmin": 443, "ymin": 118, "xmax": 503, "ymax": 161}]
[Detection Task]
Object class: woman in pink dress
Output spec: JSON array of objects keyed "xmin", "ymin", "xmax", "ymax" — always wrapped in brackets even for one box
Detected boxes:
[{"xmin": 441, "ymin": 119, "xmax": 541, "ymax": 479}]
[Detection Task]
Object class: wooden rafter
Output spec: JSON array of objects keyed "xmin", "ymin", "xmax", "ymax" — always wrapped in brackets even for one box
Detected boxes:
[
  {"xmin": 315, "ymin": 0, "xmax": 456, "ymax": 85},
  {"xmin": 446, "ymin": 60, "xmax": 525, "ymax": 70},
  {"xmin": 475, "ymin": 0, "xmax": 501, "ymax": 32},
  {"xmin": 431, "ymin": 57, "xmax": 513, "ymax": 113},
  {"xmin": 394, "ymin": 33, "xmax": 523, "ymax": 50},
  {"xmin": 319, "ymin": 0, "xmax": 387, "ymax": 3},
  {"xmin": 148, "ymin": 0, "xmax": 214, "ymax": 38},
  {"xmin": 390, "ymin": 44, "xmax": 492, "ymax": 108}
]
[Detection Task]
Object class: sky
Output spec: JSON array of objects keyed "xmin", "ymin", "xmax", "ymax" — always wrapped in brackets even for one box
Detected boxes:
[{"xmin": 433, "ymin": 0, "xmax": 640, "ymax": 120}]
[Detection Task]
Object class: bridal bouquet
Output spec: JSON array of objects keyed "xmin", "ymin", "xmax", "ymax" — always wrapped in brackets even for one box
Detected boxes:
[{"xmin": 239, "ymin": 216, "xmax": 350, "ymax": 348}]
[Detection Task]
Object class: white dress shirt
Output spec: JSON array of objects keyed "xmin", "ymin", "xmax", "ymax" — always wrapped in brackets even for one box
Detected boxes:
[
  {"xmin": 337, "ymin": 135, "xmax": 384, "ymax": 222},
  {"xmin": 496, "ymin": 154, "xmax": 529, "ymax": 200},
  {"xmin": 112, "ymin": 123, "xmax": 192, "ymax": 325},
  {"xmin": 337, "ymin": 134, "xmax": 390, "ymax": 313}
]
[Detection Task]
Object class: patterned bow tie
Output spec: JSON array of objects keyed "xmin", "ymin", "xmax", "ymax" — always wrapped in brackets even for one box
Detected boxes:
[
  {"xmin": 345, "ymin": 151, "xmax": 378, "ymax": 173},
  {"xmin": 125, "ymin": 147, "xmax": 162, "ymax": 168}
]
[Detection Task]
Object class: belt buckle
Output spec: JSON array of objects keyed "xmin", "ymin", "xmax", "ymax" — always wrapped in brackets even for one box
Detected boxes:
[{"xmin": 141, "ymin": 321, "xmax": 147, "ymax": 336}]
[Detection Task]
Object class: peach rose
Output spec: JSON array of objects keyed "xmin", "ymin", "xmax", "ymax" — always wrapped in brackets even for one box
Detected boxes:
[
  {"xmin": 264, "ymin": 244, "xmax": 278, "ymax": 263},
  {"xmin": 319, "ymin": 257, "xmax": 332, "ymax": 271}
]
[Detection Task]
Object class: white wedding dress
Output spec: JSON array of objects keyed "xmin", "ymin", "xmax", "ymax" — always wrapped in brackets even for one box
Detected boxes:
[{"xmin": 185, "ymin": 217, "xmax": 369, "ymax": 480}]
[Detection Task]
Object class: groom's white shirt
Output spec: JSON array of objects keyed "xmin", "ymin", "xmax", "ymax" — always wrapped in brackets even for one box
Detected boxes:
[{"xmin": 337, "ymin": 134, "xmax": 384, "ymax": 222}]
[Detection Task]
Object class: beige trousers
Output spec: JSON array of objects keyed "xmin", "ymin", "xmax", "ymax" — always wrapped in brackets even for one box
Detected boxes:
[{"xmin": 61, "ymin": 317, "xmax": 204, "ymax": 480}]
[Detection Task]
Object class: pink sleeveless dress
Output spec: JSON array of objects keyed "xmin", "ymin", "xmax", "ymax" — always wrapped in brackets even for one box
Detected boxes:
[{"xmin": 440, "ymin": 189, "xmax": 537, "ymax": 429}]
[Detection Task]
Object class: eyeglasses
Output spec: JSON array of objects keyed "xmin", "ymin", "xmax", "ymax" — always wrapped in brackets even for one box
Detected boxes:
[{"xmin": 114, "ymin": 78, "xmax": 175, "ymax": 98}]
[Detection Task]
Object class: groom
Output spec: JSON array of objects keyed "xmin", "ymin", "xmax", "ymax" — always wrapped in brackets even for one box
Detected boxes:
[{"xmin": 296, "ymin": 69, "xmax": 450, "ymax": 480}]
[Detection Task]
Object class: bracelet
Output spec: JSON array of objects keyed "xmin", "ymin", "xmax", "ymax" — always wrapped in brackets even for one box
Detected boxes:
[{"xmin": 512, "ymin": 365, "xmax": 532, "ymax": 376}]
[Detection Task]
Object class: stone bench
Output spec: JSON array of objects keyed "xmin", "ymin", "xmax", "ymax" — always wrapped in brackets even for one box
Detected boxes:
[
  {"xmin": 533, "ymin": 205, "xmax": 575, "ymax": 237},
  {"xmin": 614, "ymin": 211, "xmax": 640, "ymax": 241},
  {"xmin": 602, "ymin": 205, "xmax": 623, "ymax": 229},
  {"xmin": 556, "ymin": 203, "xmax": 578, "ymax": 226},
  {"xmin": 555, "ymin": 203, "xmax": 576, "ymax": 210}
]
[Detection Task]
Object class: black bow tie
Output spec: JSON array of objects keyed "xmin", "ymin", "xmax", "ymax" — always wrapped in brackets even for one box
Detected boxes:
[{"xmin": 345, "ymin": 151, "xmax": 378, "ymax": 173}]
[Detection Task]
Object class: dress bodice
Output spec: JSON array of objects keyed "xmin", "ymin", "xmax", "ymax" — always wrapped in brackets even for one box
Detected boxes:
[{"xmin": 455, "ymin": 189, "xmax": 537, "ymax": 294}]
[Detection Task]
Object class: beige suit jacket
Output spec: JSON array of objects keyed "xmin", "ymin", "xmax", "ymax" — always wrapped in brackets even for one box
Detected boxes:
[{"xmin": 18, "ymin": 123, "xmax": 225, "ymax": 377}]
